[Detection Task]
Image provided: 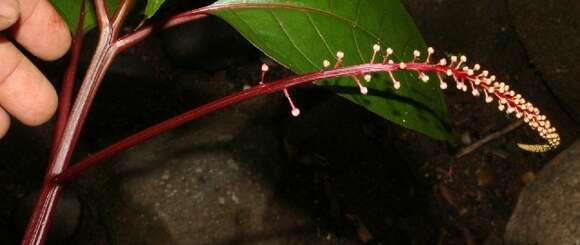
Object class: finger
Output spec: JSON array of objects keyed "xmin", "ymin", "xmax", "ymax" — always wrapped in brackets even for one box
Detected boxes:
[
  {"xmin": 12, "ymin": 0, "xmax": 71, "ymax": 61},
  {"xmin": 0, "ymin": 106, "xmax": 10, "ymax": 138},
  {"xmin": 0, "ymin": 36, "xmax": 57, "ymax": 126},
  {"xmin": 0, "ymin": 0, "xmax": 19, "ymax": 30}
]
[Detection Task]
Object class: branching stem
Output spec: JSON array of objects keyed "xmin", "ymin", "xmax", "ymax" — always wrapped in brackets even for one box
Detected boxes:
[{"xmin": 21, "ymin": 1, "xmax": 129, "ymax": 244}]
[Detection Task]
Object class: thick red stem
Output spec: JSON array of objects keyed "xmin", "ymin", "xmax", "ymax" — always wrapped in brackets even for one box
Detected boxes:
[
  {"xmin": 57, "ymin": 63, "xmax": 438, "ymax": 183},
  {"xmin": 50, "ymin": 1, "xmax": 87, "ymax": 159},
  {"xmin": 22, "ymin": 33, "xmax": 117, "ymax": 245},
  {"xmin": 21, "ymin": 1, "xmax": 131, "ymax": 244},
  {"xmin": 56, "ymin": 56, "xmax": 560, "ymax": 182}
]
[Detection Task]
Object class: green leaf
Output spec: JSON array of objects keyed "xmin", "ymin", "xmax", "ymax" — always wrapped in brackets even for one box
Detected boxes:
[
  {"xmin": 210, "ymin": 0, "xmax": 450, "ymax": 140},
  {"xmin": 50, "ymin": 0, "xmax": 120, "ymax": 33},
  {"xmin": 145, "ymin": 0, "xmax": 166, "ymax": 18},
  {"xmin": 50, "ymin": 0, "xmax": 166, "ymax": 33}
]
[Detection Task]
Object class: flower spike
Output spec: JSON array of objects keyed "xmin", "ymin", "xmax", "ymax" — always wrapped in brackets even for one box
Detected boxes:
[
  {"xmin": 484, "ymin": 91, "xmax": 493, "ymax": 103},
  {"xmin": 387, "ymin": 60, "xmax": 401, "ymax": 89},
  {"xmin": 351, "ymin": 76, "xmax": 368, "ymax": 95},
  {"xmin": 412, "ymin": 50, "xmax": 421, "ymax": 63},
  {"xmin": 364, "ymin": 74, "xmax": 372, "ymax": 82},
  {"xmin": 437, "ymin": 73, "xmax": 448, "ymax": 89},
  {"xmin": 322, "ymin": 59, "xmax": 331, "ymax": 68},
  {"xmin": 456, "ymin": 55, "xmax": 467, "ymax": 69},
  {"xmin": 370, "ymin": 44, "xmax": 381, "ymax": 64},
  {"xmin": 419, "ymin": 73, "xmax": 430, "ymax": 82},
  {"xmin": 449, "ymin": 56, "xmax": 458, "ymax": 67},
  {"xmin": 275, "ymin": 44, "xmax": 560, "ymax": 152},
  {"xmin": 471, "ymin": 87, "xmax": 480, "ymax": 97},
  {"xmin": 363, "ymin": 44, "xmax": 381, "ymax": 83},
  {"xmin": 335, "ymin": 51, "xmax": 344, "ymax": 68},
  {"xmin": 425, "ymin": 47, "xmax": 434, "ymax": 64},
  {"xmin": 414, "ymin": 48, "xmax": 432, "ymax": 82},
  {"xmin": 382, "ymin": 48, "xmax": 394, "ymax": 64},
  {"xmin": 283, "ymin": 88, "xmax": 300, "ymax": 117},
  {"xmin": 260, "ymin": 64, "xmax": 269, "ymax": 84},
  {"xmin": 399, "ymin": 62, "xmax": 407, "ymax": 70}
]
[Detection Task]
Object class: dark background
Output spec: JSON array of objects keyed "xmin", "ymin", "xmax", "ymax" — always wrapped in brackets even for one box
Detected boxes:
[{"xmin": 0, "ymin": 0, "xmax": 578, "ymax": 244}]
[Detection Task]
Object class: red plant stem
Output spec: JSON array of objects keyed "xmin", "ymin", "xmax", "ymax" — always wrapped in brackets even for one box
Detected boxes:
[
  {"xmin": 56, "ymin": 56, "xmax": 560, "ymax": 183},
  {"xmin": 21, "ymin": 1, "xmax": 131, "ymax": 244},
  {"xmin": 115, "ymin": 3, "xmax": 314, "ymax": 51},
  {"xmin": 50, "ymin": 1, "xmax": 87, "ymax": 159},
  {"xmin": 94, "ymin": 0, "xmax": 111, "ymax": 28},
  {"xmin": 57, "ymin": 63, "xmax": 438, "ymax": 183},
  {"xmin": 115, "ymin": 8, "xmax": 212, "ymax": 51},
  {"xmin": 22, "ymin": 34, "xmax": 117, "ymax": 245},
  {"xmin": 110, "ymin": 0, "xmax": 132, "ymax": 39}
]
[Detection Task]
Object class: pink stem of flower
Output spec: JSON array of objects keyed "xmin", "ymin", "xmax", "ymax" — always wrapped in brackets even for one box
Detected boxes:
[{"xmin": 55, "ymin": 54, "xmax": 559, "ymax": 183}]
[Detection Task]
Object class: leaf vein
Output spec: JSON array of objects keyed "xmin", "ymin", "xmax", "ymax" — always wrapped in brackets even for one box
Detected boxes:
[
  {"xmin": 354, "ymin": 0, "xmax": 362, "ymax": 23},
  {"xmin": 269, "ymin": 10, "xmax": 318, "ymax": 69},
  {"xmin": 306, "ymin": 13, "xmax": 334, "ymax": 59},
  {"xmin": 377, "ymin": 13, "xmax": 388, "ymax": 43},
  {"xmin": 352, "ymin": 28, "xmax": 365, "ymax": 63}
]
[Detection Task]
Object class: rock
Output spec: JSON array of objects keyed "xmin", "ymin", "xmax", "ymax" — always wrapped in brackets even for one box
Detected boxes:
[
  {"xmin": 505, "ymin": 139, "xmax": 580, "ymax": 244},
  {"xmin": 507, "ymin": 0, "xmax": 580, "ymax": 122},
  {"xmin": 84, "ymin": 108, "xmax": 343, "ymax": 244},
  {"xmin": 520, "ymin": 171, "xmax": 536, "ymax": 186}
]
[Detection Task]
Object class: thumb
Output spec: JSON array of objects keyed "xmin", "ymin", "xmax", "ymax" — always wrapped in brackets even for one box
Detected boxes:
[{"xmin": 0, "ymin": 0, "xmax": 19, "ymax": 31}]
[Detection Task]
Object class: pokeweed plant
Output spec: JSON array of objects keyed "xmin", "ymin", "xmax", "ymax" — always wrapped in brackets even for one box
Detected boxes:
[{"xmin": 22, "ymin": 0, "xmax": 560, "ymax": 244}]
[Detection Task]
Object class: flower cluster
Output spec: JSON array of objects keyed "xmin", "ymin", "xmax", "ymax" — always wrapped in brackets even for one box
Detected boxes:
[
  {"xmin": 259, "ymin": 44, "xmax": 560, "ymax": 152},
  {"xmin": 400, "ymin": 47, "xmax": 560, "ymax": 152}
]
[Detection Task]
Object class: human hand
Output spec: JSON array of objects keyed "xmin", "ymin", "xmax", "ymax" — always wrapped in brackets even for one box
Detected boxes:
[{"xmin": 0, "ymin": 0, "xmax": 71, "ymax": 138}]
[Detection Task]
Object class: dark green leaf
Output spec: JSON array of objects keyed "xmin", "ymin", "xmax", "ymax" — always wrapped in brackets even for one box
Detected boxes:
[
  {"xmin": 50, "ymin": 0, "xmax": 166, "ymax": 33},
  {"xmin": 145, "ymin": 0, "xmax": 166, "ymax": 18},
  {"xmin": 211, "ymin": 0, "xmax": 450, "ymax": 140},
  {"xmin": 50, "ymin": 0, "xmax": 119, "ymax": 33}
]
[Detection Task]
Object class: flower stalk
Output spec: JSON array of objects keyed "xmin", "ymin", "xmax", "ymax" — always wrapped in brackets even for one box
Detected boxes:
[{"xmin": 55, "ymin": 44, "xmax": 560, "ymax": 184}]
